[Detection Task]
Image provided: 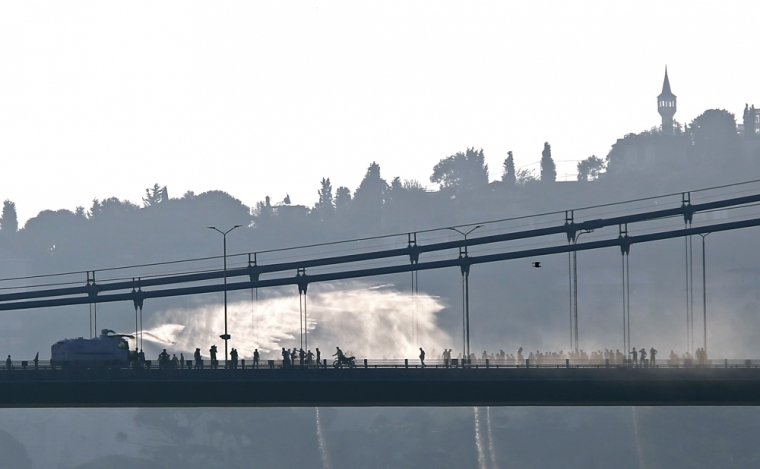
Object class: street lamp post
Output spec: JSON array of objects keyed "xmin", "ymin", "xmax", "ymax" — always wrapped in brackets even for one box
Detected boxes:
[
  {"xmin": 699, "ymin": 233, "xmax": 710, "ymax": 355},
  {"xmin": 448, "ymin": 225, "xmax": 483, "ymax": 363},
  {"xmin": 208, "ymin": 225, "xmax": 242, "ymax": 363}
]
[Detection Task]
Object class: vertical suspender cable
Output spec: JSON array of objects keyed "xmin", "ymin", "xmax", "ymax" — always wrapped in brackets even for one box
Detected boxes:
[
  {"xmin": 626, "ymin": 253, "xmax": 631, "ymax": 353},
  {"xmin": 299, "ymin": 293, "xmax": 303, "ymax": 351},
  {"xmin": 684, "ymin": 235, "xmax": 689, "ymax": 354},
  {"xmin": 461, "ymin": 273, "xmax": 466, "ymax": 361},
  {"xmin": 689, "ymin": 233, "xmax": 694, "ymax": 355},
  {"xmin": 89, "ymin": 303, "xmax": 92, "ymax": 339},
  {"xmin": 573, "ymin": 248, "xmax": 579, "ymax": 353},
  {"xmin": 411, "ymin": 271, "xmax": 415, "ymax": 345},
  {"xmin": 139, "ymin": 305, "xmax": 143, "ymax": 351},
  {"xmin": 255, "ymin": 288, "xmax": 259, "ymax": 347},
  {"xmin": 304, "ymin": 292, "xmax": 308, "ymax": 353},
  {"xmin": 568, "ymin": 251, "xmax": 573, "ymax": 352},
  {"xmin": 622, "ymin": 252, "xmax": 627, "ymax": 355}
]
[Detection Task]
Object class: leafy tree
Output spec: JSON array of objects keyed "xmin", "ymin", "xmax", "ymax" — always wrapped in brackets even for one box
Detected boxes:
[
  {"xmin": 314, "ymin": 177, "xmax": 334, "ymax": 221},
  {"xmin": 430, "ymin": 147, "xmax": 489, "ymax": 193},
  {"xmin": 253, "ymin": 196, "xmax": 273, "ymax": 224},
  {"xmin": 516, "ymin": 168, "xmax": 538, "ymax": 186},
  {"xmin": 87, "ymin": 198, "xmax": 140, "ymax": 219},
  {"xmin": 353, "ymin": 162, "xmax": 388, "ymax": 219},
  {"xmin": 335, "ymin": 186, "xmax": 351, "ymax": 215},
  {"xmin": 403, "ymin": 179, "xmax": 426, "ymax": 192},
  {"xmin": 502, "ymin": 151, "xmax": 516, "ymax": 185},
  {"xmin": 0, "ymin": 200, "xmax": 18, "ymax": 234},
  {"xmin": 576, "ymin": 155, "xmax": 606, "ymax": 181},
  {"xmin": 540, "ymin": 142, "xmax": 556, "ymax": 182},
  {"xmin": 143, "ymin": 183, "xmax": 169, "ymax": 207},
  {"xmin": 689, "ymin": 109, "xmax": 739, "ymax": 160}
]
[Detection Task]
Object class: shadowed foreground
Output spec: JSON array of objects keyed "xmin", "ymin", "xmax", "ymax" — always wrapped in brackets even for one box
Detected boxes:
[{"xmin": 1, "ymin": 366, "xmax": 759, "ymax": 407}]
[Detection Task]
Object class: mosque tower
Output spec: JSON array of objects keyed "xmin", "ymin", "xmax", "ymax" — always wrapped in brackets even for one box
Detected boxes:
[{"xmin": 657, "ymin": 67, "xmax": 677, "ymax": 134}]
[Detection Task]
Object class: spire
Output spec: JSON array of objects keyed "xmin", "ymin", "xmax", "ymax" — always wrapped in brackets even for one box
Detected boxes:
[{"xmin": 659, "ymin": 66, "xmax": 675, "ymax": 98}]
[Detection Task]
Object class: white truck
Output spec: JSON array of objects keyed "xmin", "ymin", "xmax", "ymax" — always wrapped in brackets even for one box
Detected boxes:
[{"xmin": 51, "ymin": 329, "xmax": 134, "ymax": 368}]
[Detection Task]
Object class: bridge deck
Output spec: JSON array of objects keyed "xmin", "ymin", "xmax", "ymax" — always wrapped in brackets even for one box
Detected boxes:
[{"xmin": 1, "ymin": 366, "xmax": 759, "ymax": 407}]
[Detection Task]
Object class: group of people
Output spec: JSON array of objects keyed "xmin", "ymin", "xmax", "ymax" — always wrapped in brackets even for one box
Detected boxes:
[
  {"xmin": 428, "ymin": 347, "xmax": 665, "ymax": 366},
  {"xmin": 190, "ymin": 345, "xmax": 263, "ymax": 369},
  {"xmin": 432, "ymin": 346, "xmax": 716, "ymax": 368},
  {"xmin": 669, "ymin": 348, "xmax": 710, "ymax": 365},
  {"xmin": 281, "ymin": 347, "xmax": 322, "ymax": 367}
]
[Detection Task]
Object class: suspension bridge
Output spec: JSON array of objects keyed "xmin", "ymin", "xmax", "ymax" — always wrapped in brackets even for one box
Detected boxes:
[{"xmin": 1, "ymin": 184, "xmax": 760, "ymax": 407}]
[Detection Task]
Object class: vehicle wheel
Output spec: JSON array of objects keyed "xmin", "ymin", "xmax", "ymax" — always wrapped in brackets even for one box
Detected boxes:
[
  {"xmin": 333, "ymin": 360, "xmax": 341, "ymax": 369},
  {"xmin": 348, "ymin": 360, "xmax": 356, "ymax": 369}
]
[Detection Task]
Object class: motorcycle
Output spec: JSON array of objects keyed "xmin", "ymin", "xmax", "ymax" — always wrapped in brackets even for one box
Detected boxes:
[{"xmin": 332, "ymin": 355, "xmax": 356, "ymax": 368}]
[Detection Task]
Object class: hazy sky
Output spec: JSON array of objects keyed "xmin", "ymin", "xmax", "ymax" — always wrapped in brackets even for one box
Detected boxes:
[{"xmin": 1, "ymin": 1, "xmax": 758, "ymax": 224}]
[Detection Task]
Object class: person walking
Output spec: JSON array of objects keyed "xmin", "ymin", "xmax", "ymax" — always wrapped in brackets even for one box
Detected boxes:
[
  {"xmin": 230, "ymin": 348, "xmax": 239, "ymax": 369},
  {"xmin": 158, "ymin": 349, "xmax": 169, "ymax": 370},
  {"xmin": 194, "ymin": 348, "xmax": 202, "ymax": 369},
  {"xmin": 209, "ymin": 345, "xmax": 218, "ymax": 369},
  {"xmin": 419, "ymin": 347, "xmax": 426, "ymax": 368},
  {"xmin": 305, "ymin": 349, "xmax": 313, "ymax": 365},
  {"xmin": 282, "ymin": 348, "xmax": 291, "ymax": 367}
]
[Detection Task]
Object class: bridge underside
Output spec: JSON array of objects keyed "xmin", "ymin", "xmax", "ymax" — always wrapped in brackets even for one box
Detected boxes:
[{"xmin": 1, "ymin": 367, "xmax": 759, "ymax": 407}]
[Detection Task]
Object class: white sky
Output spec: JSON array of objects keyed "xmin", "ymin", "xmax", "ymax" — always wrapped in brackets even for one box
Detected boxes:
[{"xmin": 1, "ymin": 1, "xmax": 758, "ymax": 224}]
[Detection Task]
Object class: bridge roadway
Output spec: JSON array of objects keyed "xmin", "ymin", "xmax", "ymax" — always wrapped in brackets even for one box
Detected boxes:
[{"xmin": 1, "ymin": 362, "xmax": 759, "ymax": 407}]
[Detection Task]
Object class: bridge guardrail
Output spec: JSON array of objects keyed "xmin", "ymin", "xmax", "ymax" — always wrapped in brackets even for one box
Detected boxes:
[{"xmin": 0, "ymin": 357, "xmax": 758, "ymax": 377}]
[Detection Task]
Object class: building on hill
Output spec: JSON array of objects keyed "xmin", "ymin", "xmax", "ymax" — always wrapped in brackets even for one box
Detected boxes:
[
  {"xmin": 606, "ymin": 68, "xmax": 760, "ymax": 177},
  {"xmin": 658, "ymin": 67, "xmax": 677, "ymax": 134},
  {"xmin": 740, "ymin": 104, "xmax": 759, "ymax": 137}
]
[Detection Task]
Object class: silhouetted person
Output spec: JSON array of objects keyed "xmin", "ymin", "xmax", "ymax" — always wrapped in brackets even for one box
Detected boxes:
[
  {"xmin": 209, "ymin": 345, "xmax": 218, "ymax": 369},
  {"xmin": 5, "ymin": 355, "xmax": 12, "ymax": 370},
  {"xmin": 158, "ymin": 349, "xmax": 169, "ymax": 370},
  {"xmin": 138, "ymin": 349, "xmax": 146, "ymax": 368},
  {"xmin": 194, "ymin": 348, "xmax": 202, "ymax": 369},
  {"xmin": 639, "ymin": 348, "xmax": 647, "ymax": 367},
  {"xmin": 650, "ymin": 347, "xmax": 657, "ymax": 367},
  {"xmin": 171, "ymin": 354, "xmax": 179, "ymax": 369},
  {"xmin": 253, "ymin": 349, "xmax": 260, "ymax": 369},
  {"xmin": 306, "ymin": 349, "xmax": 314, "ymax": 365},
  {"xmin": 630, "ymin": 348, "xmax": 637, "ymax": 366},
  {"xmin": 316, "ymin": 348, "xmax": 321, "ymax": 365},
  {"xmin": 517, "ymin": 347, "xmax": 524, "ymax": 362},
  {"xmin": 419, "ymin": 347, "xmax": 426, "ymax": 367},
  {"xmin": 230, "ymin": 348, "xmax": 239, "ymax": 369},
  {"xmin": 299, "ymin": 348, "xmax": 305, "ymax": 366},
  {"xmin": 281, "ymin": 347, "xmax": 291, "ymax": 367},
  {"xmin": 180, "ymin": 353, "xmax": 185, "ymax": 369}
]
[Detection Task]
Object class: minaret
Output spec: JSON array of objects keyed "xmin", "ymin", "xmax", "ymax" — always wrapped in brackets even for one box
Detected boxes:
[{"xmin": 657, "ymin": 67, "xmax": 677, "ymax": 134}]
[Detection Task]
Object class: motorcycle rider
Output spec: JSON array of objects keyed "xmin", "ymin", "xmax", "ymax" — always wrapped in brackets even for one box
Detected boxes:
[{"xmin": 334, "ymin": 347, "xmax": 345, "ymax": 362}]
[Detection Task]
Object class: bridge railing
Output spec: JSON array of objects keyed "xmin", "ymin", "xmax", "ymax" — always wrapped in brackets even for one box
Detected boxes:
[{"xmin": 0, "ymin": 358, "xmax": 759, "ymax": 373}]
